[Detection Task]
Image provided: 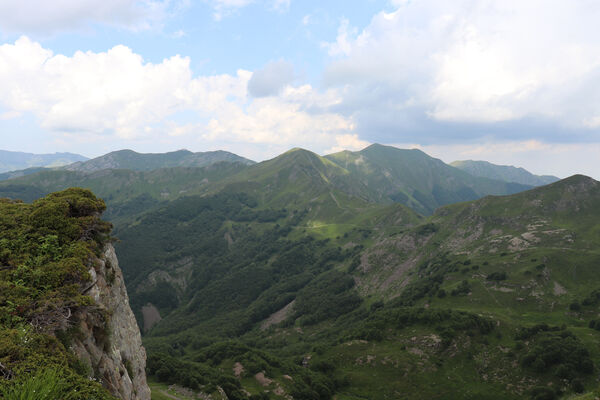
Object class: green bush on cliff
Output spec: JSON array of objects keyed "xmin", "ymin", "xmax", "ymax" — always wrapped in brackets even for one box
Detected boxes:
[{"xmin": 0, "ymin": 188, "xmax": 115, "ymax": 399}]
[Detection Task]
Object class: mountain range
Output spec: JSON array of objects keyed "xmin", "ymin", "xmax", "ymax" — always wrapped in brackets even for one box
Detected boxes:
[
  {"xmin": 63, "ymin": 149, "xmax": 254, "ymax": 172},
  {"xmin": 1, "ymin": 144, "xmax": 597, "ymax": 399},
  {"xmin": 451, "ymin": 159, "xmax": 560, "ymax": 186},
  {"xmin": 0, "ymin": 149, "xmax": 87, "ymax": 173}
]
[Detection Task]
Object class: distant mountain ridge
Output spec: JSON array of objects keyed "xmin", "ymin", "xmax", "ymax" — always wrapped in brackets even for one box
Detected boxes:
[
  {"xmin": 0, "ymin": 144, "xmax": 534, "ymax": 217},
  {"xmin": 451, "ymin": 159, "xmax": 559, "ymax": 186},
  {"xmin": 0, "ymin": 149, "xmax": 88, "ymax": 173},
  {"xmin": 63, "ymin": 149, "xmax": 254, "ymax": 172},
  {"xmin": 325, "ymin": 144, "xmax": 532, "ymax": 214}
]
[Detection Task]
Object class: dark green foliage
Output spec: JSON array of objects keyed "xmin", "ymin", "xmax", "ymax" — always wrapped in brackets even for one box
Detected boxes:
[
  {"xmin": 588, "ymin": 319, "xmax": 600, "ymax": 331},
  {"xmin": 486, "ymin": 271, "xmax": 507, "ymax": 281},
  {"xmin": 294, "ymin": 271, "xmax": 362, "ymax": 326},
  {"xmin": 451, "ymin": 280, "xmax": 471, "ymax": 296},
  {"xmin": 519, "ymin": 327, "xmax": 593, "ymax": 386},
  {"xmin": 534, "ymin": 263, "xmax": 546, "ymax": 271},
  {"xmin": 415, "ymin": 223, "xmax": 438, "ymax": 235},
  {"xmin": 571, "ymin": 378, "xmax": 585, "ymax": 393},
  {"xmin": 0, "ymin": 188, "xmax": 115, "ymax": 398},
  {"xmin": 581, "ymin": 288, "xmax": 600, "ymax": 306},
  {"xmin": 529, "ymin": 386, "xmax": 556, "ymax": 400},
  {"xmin": 350, "ymin": 307, "xmax": 494, "ymax": 343}
]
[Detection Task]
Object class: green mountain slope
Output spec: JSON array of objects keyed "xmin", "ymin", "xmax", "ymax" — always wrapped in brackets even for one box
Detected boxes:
[
  {"xmin": 0, "ymin": 162, "xmax": 249, "ymax": 225},
  {"xmin": 64, "ymin": 149, "xmax": 254, "ymax": 172},
  {"xmin": 0, "ymin": 166, "xmax": 49, "ymax": 181},
  {"xmin": 326, "ymin": 144, "xmax": 531, "ymax": 214},
  {"xmin": 451, "ymin": 159, "xmax": 560, "ymax": 186},
  {"xmin": 0, "ymin": 149, "xmax": 87, "ymax": 173},
  {"xmin": 0, "ymin": 145, "xmax": 534, "ymax": 220},
  {"xmin": 120, "ymin": 174, "xmax": 600, "ymax": 400}
]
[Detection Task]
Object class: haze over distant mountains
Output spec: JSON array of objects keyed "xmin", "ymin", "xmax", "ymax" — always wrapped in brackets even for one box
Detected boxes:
[
  {"xmin": 63, "ymin": 149, "xmax": 255, "ymax": 172},
  {"xmin": 451, "ymin": 159, "xmax": 560, "ymax": 186},
  {"xmin": 0, "ymin": 149, "xmax": 87, "ymax": 173}
]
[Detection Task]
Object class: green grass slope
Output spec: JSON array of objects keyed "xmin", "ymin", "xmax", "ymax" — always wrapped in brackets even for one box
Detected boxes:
[{"xmin": 326, "ymin": 143, "xmax": 532, "ymax": 214}]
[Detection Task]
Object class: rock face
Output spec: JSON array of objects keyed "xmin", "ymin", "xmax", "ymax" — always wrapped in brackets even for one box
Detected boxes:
[{"xmin": 70, "ymin": 244, "xmax": 151, "ymax": 400}]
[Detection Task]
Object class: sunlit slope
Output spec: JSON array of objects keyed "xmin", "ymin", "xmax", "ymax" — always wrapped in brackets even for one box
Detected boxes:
[{"xmin": 326, "ymin": 143, "xmax": 532, "ymax": 214}]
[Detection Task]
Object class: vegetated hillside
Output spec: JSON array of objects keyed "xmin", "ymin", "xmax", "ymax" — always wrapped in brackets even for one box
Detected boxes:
[
  {"xmin": 325, "ymin": 144, "xmax": 531, "ymax": 214},
  {"xmin": 123, "ymin": 174, "xmax": 600, "ymax": 400},
  {"xmin": 0, "ymin": 150, "xmax": 87, "ymax": 173},
  {"xmin": 451, "ymin": 159, "xmax": 560, "ymax": 186},
  {"xmin": 64, "ymin": 149, "xmax": 254, "ymax": 172},
  {"xmin": 115, "ymin": 175, "xmax": 420, "ymax": 399},
  {"xmin": 0, "ymin": 167, "xmax": 49, "ymax": 182},
  {"xmin": 0, "ymin": 162, "xmax": 249, "ymax": 225},
  {"xmin": 0, "ymin": 189, "xmax": 119, "ymax": 399},
  {"xmin": 0, "ymin": 145, "xmax": 534, "ymax": 220}
]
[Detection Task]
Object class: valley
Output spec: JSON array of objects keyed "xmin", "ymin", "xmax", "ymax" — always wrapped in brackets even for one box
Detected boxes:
[{"xmin": 1, "ymin": 145, "xmax": 599, "ymax": 399}]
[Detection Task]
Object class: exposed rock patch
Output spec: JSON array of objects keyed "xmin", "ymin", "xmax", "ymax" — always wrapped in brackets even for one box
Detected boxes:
[
  {"xmin": 141, "ymin": 303, "xmax": 161, "ymax": 333},
  {"xmin": 71, "ymin": 244, "xmax": 151, "ymax": 400},
  {"xmin": 260, "ymin": 300, "xmax": 295, "ymax": 330},
  {"xmin": 553, "ymin": 282, "xmax": 567, "ymax": 296}
]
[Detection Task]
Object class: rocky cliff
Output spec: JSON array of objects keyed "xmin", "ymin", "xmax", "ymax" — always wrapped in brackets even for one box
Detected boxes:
[
  {"xmin": 71, "ymin": 244, "xmax": 151, "ymax": 400},
  {"xmin": 0, "ymin": 188, "xmax": 150, "ymax": 399}
]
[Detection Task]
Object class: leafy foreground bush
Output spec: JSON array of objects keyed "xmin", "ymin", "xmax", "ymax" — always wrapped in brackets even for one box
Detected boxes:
[{"xmin": 0, "ymin": 188, "xmax": 115, "ymax": 399}]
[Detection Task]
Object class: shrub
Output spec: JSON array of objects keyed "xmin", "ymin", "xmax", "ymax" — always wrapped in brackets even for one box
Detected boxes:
[
  {"xmin": 530, "ymin": 386, "xmax": 556, "ymax": 400},
  {"xmin": 486, "ymin": 271, "xmax": 507, "ymax": 281}
]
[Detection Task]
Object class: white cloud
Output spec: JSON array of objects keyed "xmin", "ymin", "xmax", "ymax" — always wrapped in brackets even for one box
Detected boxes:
[
  {"xmin": 325, "ymin": 134, "xmax": 370, "ymax": 154},
  {"xmin": 205, "ymin": 0, "xmax": 291, "ymax": 20},
  {"xmin": 271, "ymin": 0, "xmax": 291, "ymax": 12},
  {"xmin": 323, "ymin": 0, "xmax": 600, "ymax": 135},
  {"xmin": 248, "ymin": 60, "xmax": 295, "ymax": 97},
  {"xmin": 323, "ymin": 18, "xmax": 355, "ymax": 57},
  {"xmin": 0, "ymin": 37, "xmax": 356, "ymax": 155},
  {"xmin": 0, "ymin": 110, "xmax": 21, "ymax": 120},
  {"xmin": 0, "ymin": 0, "xmax": 181, "ymax": 34},
  {"xmin": 207, "ymin": 0, "xmax": 253, "ymax": 20}
]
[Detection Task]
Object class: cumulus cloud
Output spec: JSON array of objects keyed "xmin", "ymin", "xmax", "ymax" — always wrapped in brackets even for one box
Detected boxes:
[
  {"xmin": 206, "ymin": 0, "xmax": 289, "ymax": 20},
  {"xmin": 0, "ymin": 0, "xmax": 181, "ymax": 34},
  {"xmin": 271, "ymin": 0, "xmax": 291, "ymax": 12},
  {"xmin": 323, "ymin": 0, "xmax": 600, "ymax": 143},
  {"xmin": 0, "ymin": 37, "xmax": 354, "ymax": 154},
  {"xmin": 248, "ymin": 60, "xmax": 295, "ymax": 97}
]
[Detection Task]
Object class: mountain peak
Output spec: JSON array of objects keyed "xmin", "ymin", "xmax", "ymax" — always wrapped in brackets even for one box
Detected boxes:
[
  {"xmin": 63, "ymin": 149, "xmax": 254, "ymax": 172},
  {"xmin": 451, "ymin": 159, "xmax": 560, "ymax": 187}
]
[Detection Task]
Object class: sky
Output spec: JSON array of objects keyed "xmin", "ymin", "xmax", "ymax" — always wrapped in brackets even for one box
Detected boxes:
[{"xmin": 0, "ymin": 0, "xmax": 599, "ymax": 179}]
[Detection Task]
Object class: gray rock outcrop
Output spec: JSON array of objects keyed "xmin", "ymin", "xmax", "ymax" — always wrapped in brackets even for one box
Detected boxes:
[{"xmin": 70, "ymin": 244, "xmax": 151, "ymax": 400}]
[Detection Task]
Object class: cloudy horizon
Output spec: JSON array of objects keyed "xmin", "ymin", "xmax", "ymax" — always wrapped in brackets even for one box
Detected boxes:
[{"xmin": 1, "ymin": 0, "xmax": 599, "ymax": 179}]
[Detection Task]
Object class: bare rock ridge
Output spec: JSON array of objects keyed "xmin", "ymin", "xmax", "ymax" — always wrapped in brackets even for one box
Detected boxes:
[{"xmin": 71, "ymin": 243, "xmax": 151, "ymax": 400}]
